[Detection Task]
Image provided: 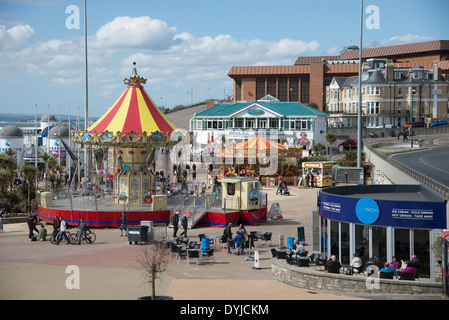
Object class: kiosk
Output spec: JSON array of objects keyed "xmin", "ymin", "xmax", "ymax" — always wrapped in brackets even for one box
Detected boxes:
[
  {"xmin": 221, "ymin": 177, "xmax": 261, "ymax": 211},
  {"xmin": 302, "ymin": 161, "xmax": 333, "ymax": 187}
]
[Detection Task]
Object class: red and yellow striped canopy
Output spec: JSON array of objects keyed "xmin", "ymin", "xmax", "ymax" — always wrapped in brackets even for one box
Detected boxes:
[
  {"xmin": 234, "ymin": 136, "xmax": 286, "ymax": 150},
  {"xmin": 88, "ymin": 68, "xmax": 177, "ymax": 136}
]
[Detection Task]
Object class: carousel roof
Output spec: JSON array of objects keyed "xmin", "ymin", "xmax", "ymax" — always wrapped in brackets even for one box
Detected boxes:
[
  {"xmin": 87, "ymin": 62, "xmax": 177, "ymax": 136},
  {"xmin": 234, "ymin": 136, "xmax": 286, "ymax": 150}
]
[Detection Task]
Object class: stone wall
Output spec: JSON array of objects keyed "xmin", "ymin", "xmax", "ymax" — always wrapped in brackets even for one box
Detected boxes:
[{"xmin": 271, "ymin": 259, "xmax": 443, "ymax": 296}]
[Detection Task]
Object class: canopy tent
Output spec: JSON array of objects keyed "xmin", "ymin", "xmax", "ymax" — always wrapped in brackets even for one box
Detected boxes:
[
  {"xmin": 233, "ymin": 136, "xmax": 286, "ymax": 150},
  {"xmin": 87, "ymin": 63, "xmax": 177, "ymax": 136}
]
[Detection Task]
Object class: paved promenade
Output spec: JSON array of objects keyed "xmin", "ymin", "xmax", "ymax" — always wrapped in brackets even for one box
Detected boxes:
[{"xmin": 1, "ymin": 163, "xmax": 447, "ymax": 301}]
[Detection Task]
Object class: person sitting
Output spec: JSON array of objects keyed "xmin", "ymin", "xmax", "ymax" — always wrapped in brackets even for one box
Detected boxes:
[
  {"xmin": 389, "ymin": 256, "xmax": 400, "ymax": 270},
  {"xmin": 379, "ymin": 262, "xmax": 396, "ymax": 278},
  {"xmin": 399, "ymin": 261, "xmax": 417, "ymax": 280},
  {"xmin": 410, "ymin": 255, "xmax": 422, "ymax": 278},
  {"xmin": 38, "ymin": 223, "xmax": 47, "ymax": 241},
  {"xmin": 290, "ymin": 241, "xmax": 305, "ymax": 259},
  {"xmin": 348, "ymin": 253, "xmax": 363, "ymax": 275},
  {"xmin": 326, "ymin": 255, "xmax": 342, "ymax": 274}
]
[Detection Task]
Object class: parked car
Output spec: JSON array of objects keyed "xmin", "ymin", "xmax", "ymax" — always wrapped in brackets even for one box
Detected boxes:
[
  {"xmin": 431, "ymin": 119, "xmax": 448, "ymax": 127},
  {"xmin": 338, "ymin": 139, "xmax": 361, "ymax": 150},
  {"xmin": 410, "ymin": 121, "xmax": 425, "ymax": 127}
]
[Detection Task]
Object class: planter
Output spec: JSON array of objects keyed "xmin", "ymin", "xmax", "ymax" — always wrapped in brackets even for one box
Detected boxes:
[{"xmin": 137, "ymin": 296, "xmax": 173, "ymax": 300}]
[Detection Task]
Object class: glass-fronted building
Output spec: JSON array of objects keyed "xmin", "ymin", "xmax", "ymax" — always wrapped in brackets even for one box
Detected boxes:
[
  {"xmin": 313, "ymin": 184, "xmax": 448, "ymax": 282},
  {"xmin": 189, "ymin": 95, "xmax": 329, "ymax": 151}
]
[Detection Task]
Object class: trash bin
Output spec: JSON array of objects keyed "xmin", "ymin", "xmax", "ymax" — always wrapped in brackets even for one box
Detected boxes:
[
  {"xmin": 287, "ymin": 237, "xmax": 295, "ymax": 249},
  {"xmin": 390, "ymin": 131, "xmax": 395, "ymax": 137},
  {"xmin": 201, "ymin": 237, "xmax": 210, "ymax": 252},
  {"xmin": 128, "ymin": 225, "xmax": 149, "ymax": 245}
]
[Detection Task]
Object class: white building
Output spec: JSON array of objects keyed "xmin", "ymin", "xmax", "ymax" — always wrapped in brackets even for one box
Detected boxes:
[{"xmin": 189, "ymin": 95, "xmax": 328, "ymax": 152}]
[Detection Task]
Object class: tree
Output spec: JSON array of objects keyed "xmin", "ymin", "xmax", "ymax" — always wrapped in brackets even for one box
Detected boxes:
[
  {"xmin": 136, "ymin": 242, "xmax": 169, "ymax": 300},
  {"xmin": 312, "ymin": 143, "xmax": 326, "ymax": 156},
  {"xmin": 325, "ymin": 133, "xmax": 337, "ymax": 156},
  {"xmin": 40, "ymin": 152, "xmax": 50, "ymax": 191},
  {"xmin": 21, "ymin": 164, "xmax": 37, "ymax": 212},
  {"xmin": 308, "ymin": 102, "xmax": 319, "ymax": 109}
]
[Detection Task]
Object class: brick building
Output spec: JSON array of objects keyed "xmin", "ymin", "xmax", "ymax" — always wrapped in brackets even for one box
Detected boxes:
[{"xmin": 228, "ymin": 40, "xmax": 449, "ymax": 111}]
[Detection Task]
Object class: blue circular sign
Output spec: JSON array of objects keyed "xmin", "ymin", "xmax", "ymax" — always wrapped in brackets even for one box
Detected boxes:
[{"xmin": 355, "ymin": 197, "xmax": 380, "ymax": 224}]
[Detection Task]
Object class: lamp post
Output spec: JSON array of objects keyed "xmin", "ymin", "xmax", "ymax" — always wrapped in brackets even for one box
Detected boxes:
[{"xmin": 357, "ymin": 0, "xmax": 364, "ymax": 170}]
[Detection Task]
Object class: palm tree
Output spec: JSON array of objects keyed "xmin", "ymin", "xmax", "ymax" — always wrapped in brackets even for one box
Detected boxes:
[
  {"xmin": 21, "ymin": 164, "xmax": 37, "ymax": 212},
  {"xmin": 313, "ymin": 143, "xmax": 326, "ymax": 157},
  {"xmin": 40, "ymin": 152, "xmax": 51, "ymax": 191},
  {"xmin": 325, "ymin": 133, "xmax": 337, "ymax": 156}
]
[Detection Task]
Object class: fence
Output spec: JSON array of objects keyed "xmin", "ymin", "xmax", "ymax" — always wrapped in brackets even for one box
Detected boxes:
[{"xmin": 332, "ymin": 166, "xmax": 364, "ymax": 184}]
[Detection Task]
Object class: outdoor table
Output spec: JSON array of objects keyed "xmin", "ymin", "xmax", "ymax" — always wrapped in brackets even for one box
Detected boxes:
[{"xmin": 208, "ymin": 235, "xmax": 222, "ymax": 249}]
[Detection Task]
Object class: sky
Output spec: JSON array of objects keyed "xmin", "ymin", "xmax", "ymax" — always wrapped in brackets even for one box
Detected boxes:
[{"xmin": 0, "ymin": 0, "xmax": 448, "ymax": 119}]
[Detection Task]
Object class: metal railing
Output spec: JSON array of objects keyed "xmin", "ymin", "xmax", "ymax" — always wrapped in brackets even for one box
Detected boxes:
[{"xmin": 366, "ymin": 144, "xmax": 449, "ymax": 198}]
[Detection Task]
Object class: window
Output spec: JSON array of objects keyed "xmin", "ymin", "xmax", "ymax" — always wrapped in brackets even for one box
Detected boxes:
[
  {"xmin": 414, "ymin": 229, "xmax": 430, "ymax": 279},
  {"xmin": 267, "ymin": 78, "xmax": 276, "ymax": 97},
  {"xmin": 398, "ymin": 87, "xmax": 402, "ymax": 95},
  {"xmin": 278, "ymin": 78, "xmax": 288, "ymax": 101},
  {"xmin": 226, "ymin": 183, "xmax": 235, "ymax": 196},
  {"xmin": 235, "ymin": 79, "xmax": 242, "ymax": 101},
  {"xmin": 256, "ymin": 78, "xmax": 266, "ymax": 100},
  {"xmin": 289, "ymin": 77, "xmax": 299, "ymax": 101},
  {"xmin": 397, "ymin": 102, "xmax": 401, "ymax": 114},
  {"xmin": 394, "ymin": 228, "xmax": 410, "ymax": 263},
  {"xmin": 300, "ymin": 77, "xmax": 310, "ymax": 104}
]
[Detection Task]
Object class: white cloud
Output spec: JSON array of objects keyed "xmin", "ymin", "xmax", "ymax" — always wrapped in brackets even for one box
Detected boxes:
[
  {"xmin": 90, "ymin": 16, "xmax": 177, "ymax": 50},
  {"xmin": 368, "ymin": 34, "xmax": 435, "ymax": 48},
  {"xmin": 0, "ymin": 24, "xmax": 36, "ymax": 49}
]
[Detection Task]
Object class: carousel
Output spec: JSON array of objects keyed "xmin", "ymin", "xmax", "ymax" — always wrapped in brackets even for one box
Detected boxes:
[
  {"xmin": 38, "ymin": 63, "xmax": 180, "ymax": 227},
  {"xmin": 218, "ymin": 135, "xmax": 303, "ymax": 179}
]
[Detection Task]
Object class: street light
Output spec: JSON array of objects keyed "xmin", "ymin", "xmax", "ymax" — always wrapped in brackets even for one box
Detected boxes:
[{"xmin": 357, "ymin": 0, "xmax": 364, "ymax": 170}]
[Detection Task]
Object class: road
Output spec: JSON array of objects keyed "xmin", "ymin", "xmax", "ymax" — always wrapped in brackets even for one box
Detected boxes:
[{"xmin": 391, "ymin": 145, "xmax": 449, "ymax": 188}]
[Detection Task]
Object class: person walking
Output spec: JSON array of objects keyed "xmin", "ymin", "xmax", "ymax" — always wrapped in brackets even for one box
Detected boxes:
[
  {"xmin": 172, "ymin": 211, "xmax": 179, "ymax": 238},
  {"xmin": 120, "ymin": 212, "xmax": 127, "ymax": 237},
  {"xmin": 56, "ymin": 216, "xmax": 70, "ymax": 245},
  {"xmin": 179, "ymin": 214, "xmax": 188, "ymax": 238}
]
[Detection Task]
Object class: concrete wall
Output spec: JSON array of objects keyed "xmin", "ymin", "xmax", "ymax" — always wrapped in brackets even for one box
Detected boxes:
[
  {"xmin": 363, "ymin": 145, "xmax": 420, "ymax": 184},
  {"xmin": 271, "ymin": 259, "xmax": 443, "ymax": 295}
]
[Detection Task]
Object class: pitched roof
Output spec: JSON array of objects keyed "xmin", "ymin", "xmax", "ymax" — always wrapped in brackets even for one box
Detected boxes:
[
  {"xmin": 339, "ymin": 40, "xmax": 449, "ymax": 60},
  {"xmin": 194, "ymin": 101, "xmax": 328, "ymax": 117}
]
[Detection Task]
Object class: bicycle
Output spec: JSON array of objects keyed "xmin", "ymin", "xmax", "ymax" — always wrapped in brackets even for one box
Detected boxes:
[
  {"xmin": 50, "ymin": 229, "xmax": 73, "ymax": 245},
  {"xmin": 70, "ymin": 228, "xmax": 96, "ymax": 245}
]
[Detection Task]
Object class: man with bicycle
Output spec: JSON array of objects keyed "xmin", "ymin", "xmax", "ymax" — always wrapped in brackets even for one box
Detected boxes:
[
  {"xmin": 77, "ymin": 218, "xmax": 88, "ymax": 245},
  {"xmin": 56, "ymin": 216, "xmax": 70, "ymax": 245}
]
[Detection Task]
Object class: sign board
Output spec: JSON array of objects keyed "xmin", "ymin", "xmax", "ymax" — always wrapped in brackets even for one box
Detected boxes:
[
  {"xmin": 268, "ymin": 203, "xmax": 283, "ymax": 220},
  {"xmin": 297, "ymin": 227, "xmax": 305, "ymax": 242},
  {"xmin": 253, "ymin": 251, "xmax": 260, "ymax": 270},
  {"xmin": 279, "ymin": 234, "xmax": 285, "ymax": 249}
]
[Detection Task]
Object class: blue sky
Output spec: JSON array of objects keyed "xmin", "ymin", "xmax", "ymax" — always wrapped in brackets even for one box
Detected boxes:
[{"xmin": 1, "ymin": 0, "xmax": 448, "ymax": 119}]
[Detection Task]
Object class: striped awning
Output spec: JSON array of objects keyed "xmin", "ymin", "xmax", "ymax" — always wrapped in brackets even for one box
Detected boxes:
[
  {"xmin": 234, "ymin": 136, "xmax": 286, "ymax": 150},
  {"xmin": 87, "ymin": 63, "xmax": 177, "ymax": 136}
]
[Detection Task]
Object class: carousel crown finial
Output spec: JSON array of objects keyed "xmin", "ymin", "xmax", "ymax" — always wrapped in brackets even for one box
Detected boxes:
[{"xmin": 124, "ymin": 62, "xmax": 147, "ymax": 86}]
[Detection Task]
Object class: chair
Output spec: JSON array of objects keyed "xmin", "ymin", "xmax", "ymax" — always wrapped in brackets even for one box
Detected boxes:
[
  {"xmin": 219, "ymin": 236, "xmax": 227, "ymax": 250},
  {"xmin": 270, "ymin": 248, "xmax": 278, "ymax": 258},
  {"xmin": 226, "ymin": 240, "xmax": 235, "ymax": 254},
  {"xmin": 260, "ymin": 232, "xmax": 273, "ymax": 247},
  {"xmin": 285, "ymin": 255, "xmax": 295, "ymax": 265},
  {"xmin": 249, "ymin": 232, "xmax": 258, "ymax": 247},
  {"xmin": 379, "ymin": 272, "xmax": 394, "ymax": 279},
  {"xmin": 187, "ymin": 250, "xmax": 200, "ymax": 265},
  {"xmin": 316, "ymin": 256, "xmax": 328, "ymax": 270},
  {"xmin": 400, "ymin": 272, "xmax": 415, "ymax": 281},
  {"xmin": 308, "ymin": 253, "xmax": 320, "ymax": 269},
  {"xmin": 176, "ymin": 246, "xmax": 187, "ymax": 264},
  {"xmin": 187, "ymin": 241, "xmax": 198, "ymax": 249},
  {"xmin": 297, "ymin": 257, "xmax": 310, "ymax": 267},
  {"xmin": 201, "ymin": 248, "xmax": 215, "ymax": 264},
  {"xmin": 277, "ymin": 251, "xmax": 287, "ymax": 260},
  {"xmin": 169, "ymin": 242, "xmax": 178, "ymax": 258}
]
